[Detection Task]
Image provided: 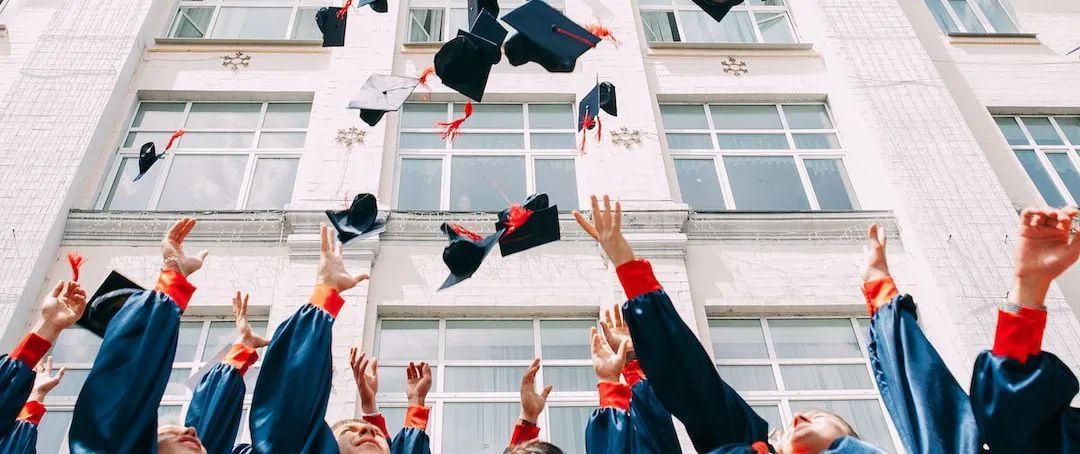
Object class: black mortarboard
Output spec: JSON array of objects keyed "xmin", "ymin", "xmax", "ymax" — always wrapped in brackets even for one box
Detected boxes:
[
  {"xmin": 470, "ymin": 10, "xmax": 508, "ymax": 64},
  {"xmin": 315, "ymin": 7, "xmax": 347, "ymax": 47},
  {"xmin": 503, "ymin": 1, "xmax": 600, "ymax": 73},
  {"xmin": 80, "ymin": 271, "xmax": 145, "ymax": 338},
  {"xmin": 439, "ymin": 223, "xmax": 504, "ymax": 290},
  {"xmin": 326, "ymin": 193, "xmax": 386, "ymax": 244},
  {"xmin": 434, "ymin": 32, "xmax": 496, "ymax": 102},
  {"xmin": 134, "ymin": 142, "xmax": 164, "ymax": 182},
  {"xmin": 494, "ymin": 193, "xmax": 561, "ymax": 257},
  {"xmin": 693, "ymin": 0, "xmax": 745, "ymax": 22},
  {"xmin": 467, "ymin": 0, "xmax": 500, "ymax": 29},
  {"xmin": 347, "ymin": 74, "xmax": 420, "ymax": 127},
  {"xmin": 577, "ymin": 82, "xmax": 617, "ymax": 131},
  {"xmin": 362, "ymin": 0, "xmax": 389, "ymax": 13}
]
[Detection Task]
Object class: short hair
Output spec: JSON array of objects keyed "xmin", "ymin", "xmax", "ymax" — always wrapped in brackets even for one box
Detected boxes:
[
  {"xmin": 503, "ymin": 441, "xmax": 564, "ymax": 454},
  {"xmin": 821, "ymin": 411, "xmax": 860, "ymax": 439},
  {"xmin": 331, "ymin": 419, "xmax": 380, "ymax": 438}
]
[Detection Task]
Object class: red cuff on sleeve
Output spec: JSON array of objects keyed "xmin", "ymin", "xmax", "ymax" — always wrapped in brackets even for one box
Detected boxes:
[
  {"xmin": 404, "ymin": 405, "xmax": 431, "ymax": 431},
  {"xmin": 622, "ymin": 359, "xmax": 646, "ymax": 388},
  {"xmin": 616, "ymin": 259, "xmax": 663, "ymax": 300},
  {"xmin": 17, "ymin": 401, "xmax": 45, "ymax": 426},
  {"xmin": 509, "ymin": 422, "xmax": 541, "ymax": 446},
  {"xmin": 155, "ymin": 269, "xmax": 196, "ymax": 312},
  {"xmin": 862, "ymin": 277, "xmax": 900, "ymax": 317},
  {"xmin": 10, "ymin": 333, "xmax": 51, "ymax": 368},
  {"xmin": 309, "ymin": 285, "xmax": 345, "ymax": 318},
  {"xmin": 223, "ymin": 343, "xmax": 259, "ymax": 375},
  {"xmin": 992, "ymin": 306, "xmax": 1047, "ymax": 364},
  {"xmin": 362, "ymin": 413, "xmax": 390, "ymax": 439},
  {"xmin": 598, "ymin": 381, "xmax": 631, "ymax": 411}
]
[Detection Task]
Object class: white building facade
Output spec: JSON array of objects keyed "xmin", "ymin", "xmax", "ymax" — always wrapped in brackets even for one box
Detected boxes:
[{"xmin": 1, "ymin": 0, "xmax": 1079, "ymax": 452}]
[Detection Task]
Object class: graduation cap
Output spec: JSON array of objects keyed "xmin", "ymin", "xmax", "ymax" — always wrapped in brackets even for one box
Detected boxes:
[
  {"xmin": 577, "ymin": 81, "xmax": 617, "ymax": 132},
  {"xmin": 363, "ymin": 0, "xmax": 389, "ymax": 13},
  {"xmin": 470, "ymin": 10, "xmax": 508, "ymax": 64},
  {"xmin": 326, "ymin": 193, "xmax": 386, "ymax": 244},
  {"xmin": 503, "ymin": 1, "xmax": 600, "ymax": 73},
  {"xmin": 434, "ymin": 32, "xmax": 497, "ymax": 102},
  {"xmin": 468, "ymin": 0, "xmax": 500, "ymax": 28},
  {"xmin": 347, "ymin": 74, "xmax": 421, "ymax": 126},
  {"xmin": 79, "ymin": 271, "xmax": 145, "ymax": 338},
  {"xmin": 692, "ymin": 0, "xmax": 745, "ymax": 23},
  {"xmin": 134, "ymin": 130, "xmax": 183, "ymax": 182},
  {"xmin": 494, "ymin": 193, "xmax": 561, "ymax": 257},
  {"xmin": 316, "ymin": 7, "xmax": 347, "ymax": 47},
  {"xmin": 439, "ymin": 223, "xmax": 504, "ymax": 290}
]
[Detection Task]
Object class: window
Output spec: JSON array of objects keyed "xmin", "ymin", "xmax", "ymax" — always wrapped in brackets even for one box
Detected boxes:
[
  {"xmin": 922, "ymin": 0, "xmax": 1020, "ymax": 34},
  {"xmin": 639, "ymin": 0, "xmax": 796, "ymax": 44},
  {"xmin": 167, "ymin": 1, "xmax": 323, "ymax": 40},
  {"xmin": 396, "ymin": 102, "xmax": 580, "ymax": 211},
  {"xmin": 406, "ymin": 0, "xmax": 563, "ymax": 44},
  {"xmin": 103, "ymin": 101, "xmax": 309, "ymax": 211},
  {"xmin": 662, "ymin": 103, "xmax": 857, "ymax": 211},
  {"xmin": 995, "ymin": 115, "xmax": 1080, "ymax": 207},
  {"xmin": 40, "ymin": 319, "xmax": 269, "ymax": 451},
  {"xmin": 710, "ymin": 317, "xmax": 897, "ymax": 451},
  {"xmin": 376, "ymin": 319, "xmax": 596, "ymax": 454}
]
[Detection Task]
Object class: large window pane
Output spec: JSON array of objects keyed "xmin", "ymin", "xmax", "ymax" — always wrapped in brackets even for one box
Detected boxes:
[
  {"xmin": 530, "ymin": 133, "xmax": 576, "ymax": 150},
  {"xmin": 132, "ymin": 102, "xmax": 185, "ymax": 129},
  {"xmin": 37, "ymin": 410, "xmax": 73, "ymax": 454},
  {"xmin": 211, "ymin": 7, "xmax": 292, "ymax": 39},
  {"xmin": 660, "ymin": 105, "xmax": 708, "ymax": 129},
  {"xmin": 540, "ymin": 320, "xmax": 594, "ymax": 359},
  {"xmin": 379, "ymin": 366, "xmax": 439, "ymax": 395},
  {"xmin": 263, "ymin": 103, "xmax": 311, "ymax": 128},
  {"xmin": 792, "ymin": 133, "xmax": 840, "ymax": 149},
  {"xmin": 1054, "ymin": 117, "xmax": 1080, "ymax": 145},
  {"xmin": 534, "ymin": 159, "xmax": 578, "ymax": 210},
  {"xmin": 106, "ymin": 157, "xmax": 160, "ymax": 210},
  {"xmin": 50, "ymin": 327, "xmax": 101, "ymax": 363},
  {"xmin": 398, "ymin": 159, "xmax": 442, "ymax": 210},
  {"xmin": 456, "ymin": 104, "xmax": 523, "ymax": 129},
  {"xmin": 709, "ymin": 320, "xmax": 768, "ymax": 359},
  {"xmin": 717, "ymin": 365, "xmax": 777, "ymax": 392},
  {"xmin": 402, "ymin": 104, "xmax": 447, "ymax": 129},
  {"xmin": 790, "ymin": 400, "xmax": 895, "ymax": 452},
  {"xmin": 641, "ymin": 11, "xmax": 680, "ymax": 42},
  {"xmin": 543, "ymin": 366, "xmax": 595, "ymax": 392},
  {"xmin": 400, "ymin": 132, "xmax": 446, "ymax": 149},
  {"xmin": 804, "ymin": 159, "xmax": 856, "ymax": 210},
  {"xmin": 1021, "ymin": 117, "xmax": 1065, "ymax": 146},
  {"xmin": 159, "ymin": 405, "xmax": 184, "ymax": 426},
  {"xmin": 179, "ymin": 132, "xmax": 254, "ymax": 148},
  {"xmin": 723, "ymin": 156, "xmax": 810, "ymax": 210},
  {"xmin": 186, "ymin": 103, "xmax": 261, "ymax": 129},
  {"xmin": 449, "ymin": 157, "xmax": 526, "ymax": 211},
  {"xmin": 549, "ymin": 407, "xmax": 592, "ymax": 454},
  {"xmin": 1046, "ymin": 153, "xmax": 1080, "ymax": 202},
  {"xmin": 408, "ymin": 8, "xmax": 445, "ymax": 42},
  {"xmin": 175, "ymin": 321, "xmax": 204, "ymax": 362},
  {"xmin": 973, "ymin": 0, "xmax": 1018, "ymax": 33},
  {"xmin": 158, "ymin": 155, "xmax": 248, "ymax": 210},
  {"xmin": 667, "ymin": 133, "xmax": 714, "ymax": 150},
  {"xmin": 381, "ymin": 407, "xmax": 407, "ymax": 440},
  {"xmin": 444, "ymin": 367, "xmax": 527, "ymax": 392},
  {"xmin": 923, "ymin": 0, "xmax": 959, "ymax": 33},
  {"xmin": 750, "ymin": 405, "xmax": 782, "ymax": 433},
  {"xmin": 529, "ymin": 104, "xmax": 574, "ymax": 129},
  {"xmin": 258, "ymin": 132, "xmax": 306, "ymax": 148},
  {"xmin": 292, "ymin": 8, "xmax": 322, "ymax": 40},
  {"xmin": 442, "ymin": 403, "xmax": 518, "ymax": 454},
  {"xmin": 948, "ymin": 0, "xmax": 986, "ymax": 33},
  {"xmin": 378, "ymin": 321, "xmax": 439, "ymax": 361},
  {"xmin": 780, "ymin": 365, "xmax": 873, "ymax": 390},
  {"xmin": 769, "ymin": 319, "xmax": 861, "ymax": 359},
  {"xmin": 716, "ymin": 134, "xmax": 789, "ymax": 149},
  {"xmin": 682, "ymin": 11, "xmax": 755, "ymax": 43},
  {"xmin": 674, "ymin": 159, "xmax": 726, "ymax": 210},
  {"xmin": 783, "ymin": 105, "xmax": 833, "ymax": 129},
  {"xmin": 445, "ymin": 320, "xmax": 533, "ymax": 360},
  {"xmin": 1015, "ymin": 150, "xmax": 1067, "ymax": 207},
  {"xmin": 710, "ymin": 105, "xmax": 782, "ymax": 130},
  {"xmin": 52, "ymin": 369, "xmax": 91, "ymax": 397},
  {"xmin": 452, "ymin": 133, "xmax": 525, "ymax": 149},
  {"xmin": 995, "ymin": 117, "xmax": 1029, "ymax": 145},
  {"xmin": 246, "ymin": 159, "xmax": 298, "ymax": 209},
  {"xmin": 166, "ymin": 368, "xmax": 192, "ymax": 396},
  {"xmin": 756, "ymin": 13, "xmax": 794, "ymax": 42}
]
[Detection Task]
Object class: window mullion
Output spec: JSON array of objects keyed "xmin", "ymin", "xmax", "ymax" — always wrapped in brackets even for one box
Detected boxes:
[
  {"xmin": 965, "ymin": 0, "xmax": 998, "ymax": 33},
  {"xmin": 1016, "ymin": 116, "xmax": 1073, "ymax": 201},
  {"xmin": 938, "ymin": 0, "xmax": 968, "ymax": 33}
]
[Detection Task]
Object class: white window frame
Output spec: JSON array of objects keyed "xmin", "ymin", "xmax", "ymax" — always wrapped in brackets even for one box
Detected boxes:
[
  {"xmin": 166, "ymin": 0, "xmax": 323, "ymax": 40},
  {"xmin": 664, "ymin": 103, "xmax": 859, "ymax": 211},
  {"xmin": 404, "ymin": 0, "xmax": 563, "ymax": 44},
  {"xmin": 375, "ymin": 318, "xmax": 597, "ymax": 454},
  {"xmin": 922, "ymin": 0, "xmax": 1020, "ymax": 34},
  {"xmin": 638, "ymin": 0, "xmax": 798, "ymax": 44},
  {"xmin": 995, "ymin": 115, "xmax": 1080, "ymax": 207},
  {"xmin": 394, "ymin": 102, "xmax": 579, "ymax": 211},
  {"xmin": 98, "ymin": 100, "xmax": 309, "ymax": 211}
]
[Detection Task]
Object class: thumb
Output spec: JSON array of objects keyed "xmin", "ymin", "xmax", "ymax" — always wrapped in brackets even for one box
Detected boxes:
[
  {"xmin": 540, "ymin": 385, "xmax": 553, "ymax": 400},
  {"xmin": 50, "ymin": 281, "xmax": 64, "ymax": 298},
  {"xmin": 196, "ymin": 250, "xmax": 209, "ymax": 262},
  {"xmin": 616, "ymin": 339, "xmax": 630, "ymax": 362},
  {"xmin": 354, "ymin": 273, "xmax": 370, "ymax": 284}
]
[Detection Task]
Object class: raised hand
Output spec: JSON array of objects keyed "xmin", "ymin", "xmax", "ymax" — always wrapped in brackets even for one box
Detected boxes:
[
  {"xmin": 405, "ymin": 361, "xmax": 432, "ymax": 407},
  {"xmin": 600, "ymin": 306, "xmax": 634, "ymax": 360},
  {"xmin": 30, "ymin": 356, "xmax": 65, "ymax": 402},
  {"xmin": 1012, "ymin": 208, "xmax": 1080, "ymax": 308},
  {"xmin": 573, "ymin": 194, "xmax": 635, "ymax": 267},
  {"xmin": 162, "ymin": 218, "xmax": 208, "ymax": 277},
  {"xmin": 350, "ymin": 347, "xmax": 379, "ymax": 414},
  {"xmin": 519, "ymin": 358, "xmax": 553, "ymax": 424},
  {"xmin": 591, "ymin": 326, "xmax": 629, "ymax": 383},
  {"xmin": 318, "ymin": 223, "xmax": 369, "ymax": 292},
  {"xmin": 36, "ymin": 280, "xmax": 87, "ymax": 342},
  {"xmin": 862, "ymin": 224, "xmax": 892, "ymax": 282},
  {"xmin": 233, "ymin": 292, "xmax": 269, "ymax": 349}
]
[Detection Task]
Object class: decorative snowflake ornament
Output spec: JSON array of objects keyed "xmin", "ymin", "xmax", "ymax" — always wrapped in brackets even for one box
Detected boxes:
[
  {"xmin": 336, "ymin": 127, "xmax": 367, "ymax": 147},
  {"xmin": 610, "ymin": 127, "xmax": 642, "ymax": 150},
  {"xmin": 222, "ymin": 51, "xmax": 251, "ymax": 71},
  {"xmin": 721, "ymin": 56, "xmax": 749, "ymax": 76}
]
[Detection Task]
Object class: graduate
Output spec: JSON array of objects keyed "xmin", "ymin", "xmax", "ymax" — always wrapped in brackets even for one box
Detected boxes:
[
  {"xmin": 0, "ymin": 356, "xmax": 67, "ymax": 453},
  {"xmin": 573, "ymin": 194, "xmax": 882, "ymax": 454}
]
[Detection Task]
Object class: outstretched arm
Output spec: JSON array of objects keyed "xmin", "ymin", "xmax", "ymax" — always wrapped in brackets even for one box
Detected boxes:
[
  {"xmin": 390, "ymin": 362, "xmax": 433, "ymax": 454},
  {"xmin": 574, "ymin": 195, "xmax": 767, "ymax": 453},
  {"xmin": 971, "ymin": 207, "xmax": 1080, "ymax": 453},
  {"xmin": 584, "ymin": 323, "xmax": 634, "ymax": 454},
  {"xmin": 70, "ymin": 218, "xmax": 205, "ymax": 453},
  {"xmin": 509, "ymin": 359, "xmax": 551, "ymax": 447},
  {"xmin": 0, "ymin": 356, "xmax": 66, "ymax": 453},
  {"xmin": 861, "ymin": 224, "xmax": 979, "ymax": 454},
  {"xmin": 351, "ymin": 348, "xmax": 392, "ymax": 439}
]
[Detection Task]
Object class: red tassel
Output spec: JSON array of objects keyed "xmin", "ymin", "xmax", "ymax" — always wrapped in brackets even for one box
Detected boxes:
[
  {"xmin": 503, "ymin": 204, "xmax": 534, "ymax": 235},
  {"xmin": 586, "ymin": 23, "xmax": 619, "ymax": 48},
  {"xmin": 450, "ymin": 224, "xmax": 483, "ymax": 242},
  {"xmin": 579, "ymin": 113, "xmax": 597, "ymax": 154},
  {"xmin": 596, "ymin": 115, "xmax": 603, "ymax": 143},
  {"xmin": 67, "ymin": 252, "xmax": 84, "ymax": 282},
  {"xmin": 417, "ymin": 66, "xmax": 436, "ymax": 89},
  {"xmin": 337, "ymin": 0, "xmax": 353, "ymax": 19},
  {"xmin": 553, "ymin": 26, "xmax": 598, "ymax": 48},
  {"xmin": 164, "ymin": 129, "xmax": 185, "ymax": 152},
  {"xmin": 436, "ymin": 101, "xmax": 473, "ymax": 142}
]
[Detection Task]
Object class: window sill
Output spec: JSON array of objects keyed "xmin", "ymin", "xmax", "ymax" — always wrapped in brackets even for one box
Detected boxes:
[
  {"xmin": 151, "ymin": 37, "xmax": 326, "ymax": 52},
  {"xmin": 947, "ymin": 32, "xmax": 1039, "ymax": 45},
  {"xmin": 401, "ymin": 42, "xmax": 444, "ymax": 53},
  {"xmin": 647, "ymin": 42, "xmax": 815, "ymax": 57},
  {"xmin": 685, "ymin": 210, "xmax": 898, "ymax": 242}
]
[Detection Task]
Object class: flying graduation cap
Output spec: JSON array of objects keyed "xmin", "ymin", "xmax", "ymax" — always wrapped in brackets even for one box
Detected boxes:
[
  {"xmin": 439, "ymin": 223, "xmax": 504, "ymax": 290},
  {"xmin": 348, "ymin": 74, "xmax": 421, "ymax": 126},
  {"xmin": 325, "ymin": 193, "xmax": 387, "ymax": 244},
  {"xmin": 80, "ymin": 271, "xmax": 145, "ymax": 338},
  {"xmin": 693, "ymin": 0, "xmax": 745, "ymax": 22},
  {"xmin": 316, "ymin": 7, "xmax": 347, "ymax": 47},
  {"xmin": 503, "ymin": 0, "xmax": 600, "ymax": 73},
  {"xmin": 577, "ymin": 81, "xmax": 617, "ymax": 151},
  {"xmin": 434, "ymin": 10, "xmax": 507, "ymax": 102},
  {"xmin": 135, "ymin": 130, "xmax": 184, "ymax": 182},
  {"xmin": 494, "ymin": 193, "xmax": 561, "ymax": 257},
  {"xmin": 467, "ymin": 0, "xmax": 500, "ymax": 29}
]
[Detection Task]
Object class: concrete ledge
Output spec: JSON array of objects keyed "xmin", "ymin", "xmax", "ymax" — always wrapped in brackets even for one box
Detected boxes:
[
  {"xmin": 647, "ymin": 42, "xmax": 815, "ymax": 57},
  {"xmin": 947, "ymin": 32, "xmax": 1039, "ymax": 45},
  {"xmin": 685, "ymin": 210, "xmax": 898, "ymax": 244}
]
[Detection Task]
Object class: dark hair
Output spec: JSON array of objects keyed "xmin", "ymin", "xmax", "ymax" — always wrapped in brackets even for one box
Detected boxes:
[
  {"xmin": 822, "ymin": 411, "xmax": 860, "ymax": 439},
  {"xmin": 503, "ymin": 441, "xmax": 564, "ymax": 454}
]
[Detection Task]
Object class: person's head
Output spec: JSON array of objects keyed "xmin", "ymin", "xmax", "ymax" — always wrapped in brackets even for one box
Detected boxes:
[
  {"xmin": 504, "ymin": 440, "xmax": 564, "ymax": 454},
  {"xmin": 332, "ymin": 419, "xmax": 391, "ymax": 454},
  {"xmin": 776, "ymin": 410, "xmax": 858, "ymax": 454},
  {"xmin": 157, "ymin": 425, "xmax": 206, "ymax": 454}
]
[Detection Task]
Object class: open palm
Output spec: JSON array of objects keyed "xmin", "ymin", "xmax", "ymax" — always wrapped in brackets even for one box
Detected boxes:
[
  {"xmin": 31, "ymin": 356, "xmax": 65, "ymax": 401},
  {"xmin": 40, "ymin": 281, "xmax": 87, "ymax": 333},
  {"xmin": 1016, "ymin": 208, "xmax": 1080, "ymax": 284},
  {"xmin": 318, "ymin": 223, "xmax": 369, "ymax": 292},
  {"xmin": 233, "ymin": 292, "xmax": 269, "ymax": 349},
  {"xmin": 162, "ymin": 218, "xmax": 208, "ymax": 276},
  {"xmin": 591, "ymin": 326, "xmax": 629, "ymax": 383}
]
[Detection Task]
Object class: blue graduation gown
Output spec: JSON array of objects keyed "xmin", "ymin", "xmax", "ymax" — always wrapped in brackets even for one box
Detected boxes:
[
  {"xmin": 363, "ymin": 406, "xmax": 432, "ymax": 454},
  {"xmin": 584, "ymin": 363, "xmax": 681, "ymax": 454},
  {"xmin": 864, "ymin": 279, "xmax": 980, "ymax": 454},
  {"xmin": 0, "ymin": 420, "xmax": 37, "ymax": 454},
  {"xmin": 69, "ymin": 269, "xmax": 195, "ymax": 453},
  {"xmin": 184, "ymin": 343, "xmax": 258, "ymax": 454},
  {"xmin": 0, "ymin": 334, "xmax": 50, "ymax": 437}
]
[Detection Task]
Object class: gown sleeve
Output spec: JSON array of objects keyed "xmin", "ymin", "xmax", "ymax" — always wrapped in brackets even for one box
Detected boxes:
[
  {"xmin": 247, "ymin": 285, "xmax": 342, "ymax": 454},
  {"xmin": 0, "ymin": 402, "xmax": 46, "ymax": 453},
  {"xmin": 585, "ymin": 381, "xmax": 633, "ymax": 454},
  {"xmin": 508, "ymin": 421, "xmax": 540, "ymax": 446},
  {"xmin": 68, "ymin": 269, "xmax": 195, "ymax": 454},
  {"xmin": 390, "ymin": 405, "xmax": 432, "ymax": 454},
  {"xmin": 184, "ymin": 344, "xmax": 260, "ymax": 454},
  {"xmin": 617, "ymin": 259, "xmax": 768, "ymax": 453},
  {"xmin": 863, "ymin": 277, "xmax": 980, "ymax": 454},
  {"xmin": 969, "ymin": 305, "xmax": 1080, "ymax": 453},
  {"xmin": 624, "ymin": 360, "xmax": 681, "ymax": 454},
  {"xmin": 0, "ymin": 333, "xmax": 50, "ymax": 436}
]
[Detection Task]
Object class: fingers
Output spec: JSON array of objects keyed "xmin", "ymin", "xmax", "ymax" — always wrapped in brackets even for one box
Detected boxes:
[
  {"xmin": 599, "ymin": 318, "xmax": 615, "ymax": 347},
  {"xmin": 56, "ymin": 366, "xmax": 66, "ymax": 381},
  {"xmin": 407, "ymin": 361, "xmax": 417, "ymax": 380},
  {"xmin": 371, "ymin": 358, "xmax": 378, "ymax": 376},
  {"xmin": 540, "ymin": 385, "xmax": 553, "ymax": 400},
  {"xmin": 320, "ymin": 223, "xmax": 330, "ymax": 254},
  {"xmin": 354, "ymin": 273, "xmax": 370, "ymax": 284},
  {"xmin": 242, "ymin": 293, "xmax": 249, "ymax": 315},
  {"xmin": 601, "ymin": 307, "xmax": 612, "ymax": 327},
  {"xmin": 165, "ymin": 218, "xmax": 184, "ymax": 242},
  {"xmin": 572, "ymin": 210, "xmax": 600, "ymax": 240},
  {"xmin": 50, "ymin": 281, "xmax": 63, "ymax": 298},
  {"xmin": 45, "ymin": 356, "xmax": 53, "ymax": 375},
  {"xmin": 589, "ymin": 327, "xmax": 603, "ymax": 356},
  {"xmin": 613, "ymin": 200, "xmax": 622, "ymax": 233},
  {"xmin": 349, "ymin": 347, "xmax": 359, "ymax": 369},
  {"xmin": 60, "ymin": 281, "xmax": 70, "ymax": 300},
  {"xmin": 603, "ymin": 195, "xmax": 612, "ymax": 230},
  {"xmin": 421, "ymin": 362, "xmax": 431, "ymax": 379},
  {"xmin": 616, "ymin": 339, "xmax": 630, "ymax": 362},
  {"xmin": 196, "ymin": 250, "xmax": 209, "ymax": 262},
  {"xmin": 523, "ymin": 358, "xmax": 540, "ymax": 386},
  {"xmin": 590, "ymin": 195, "xmax": 606, "ymax": 234},
  {"xmin": 613, "ymin": 304, "xmax": 624, "ymax": 328}
]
